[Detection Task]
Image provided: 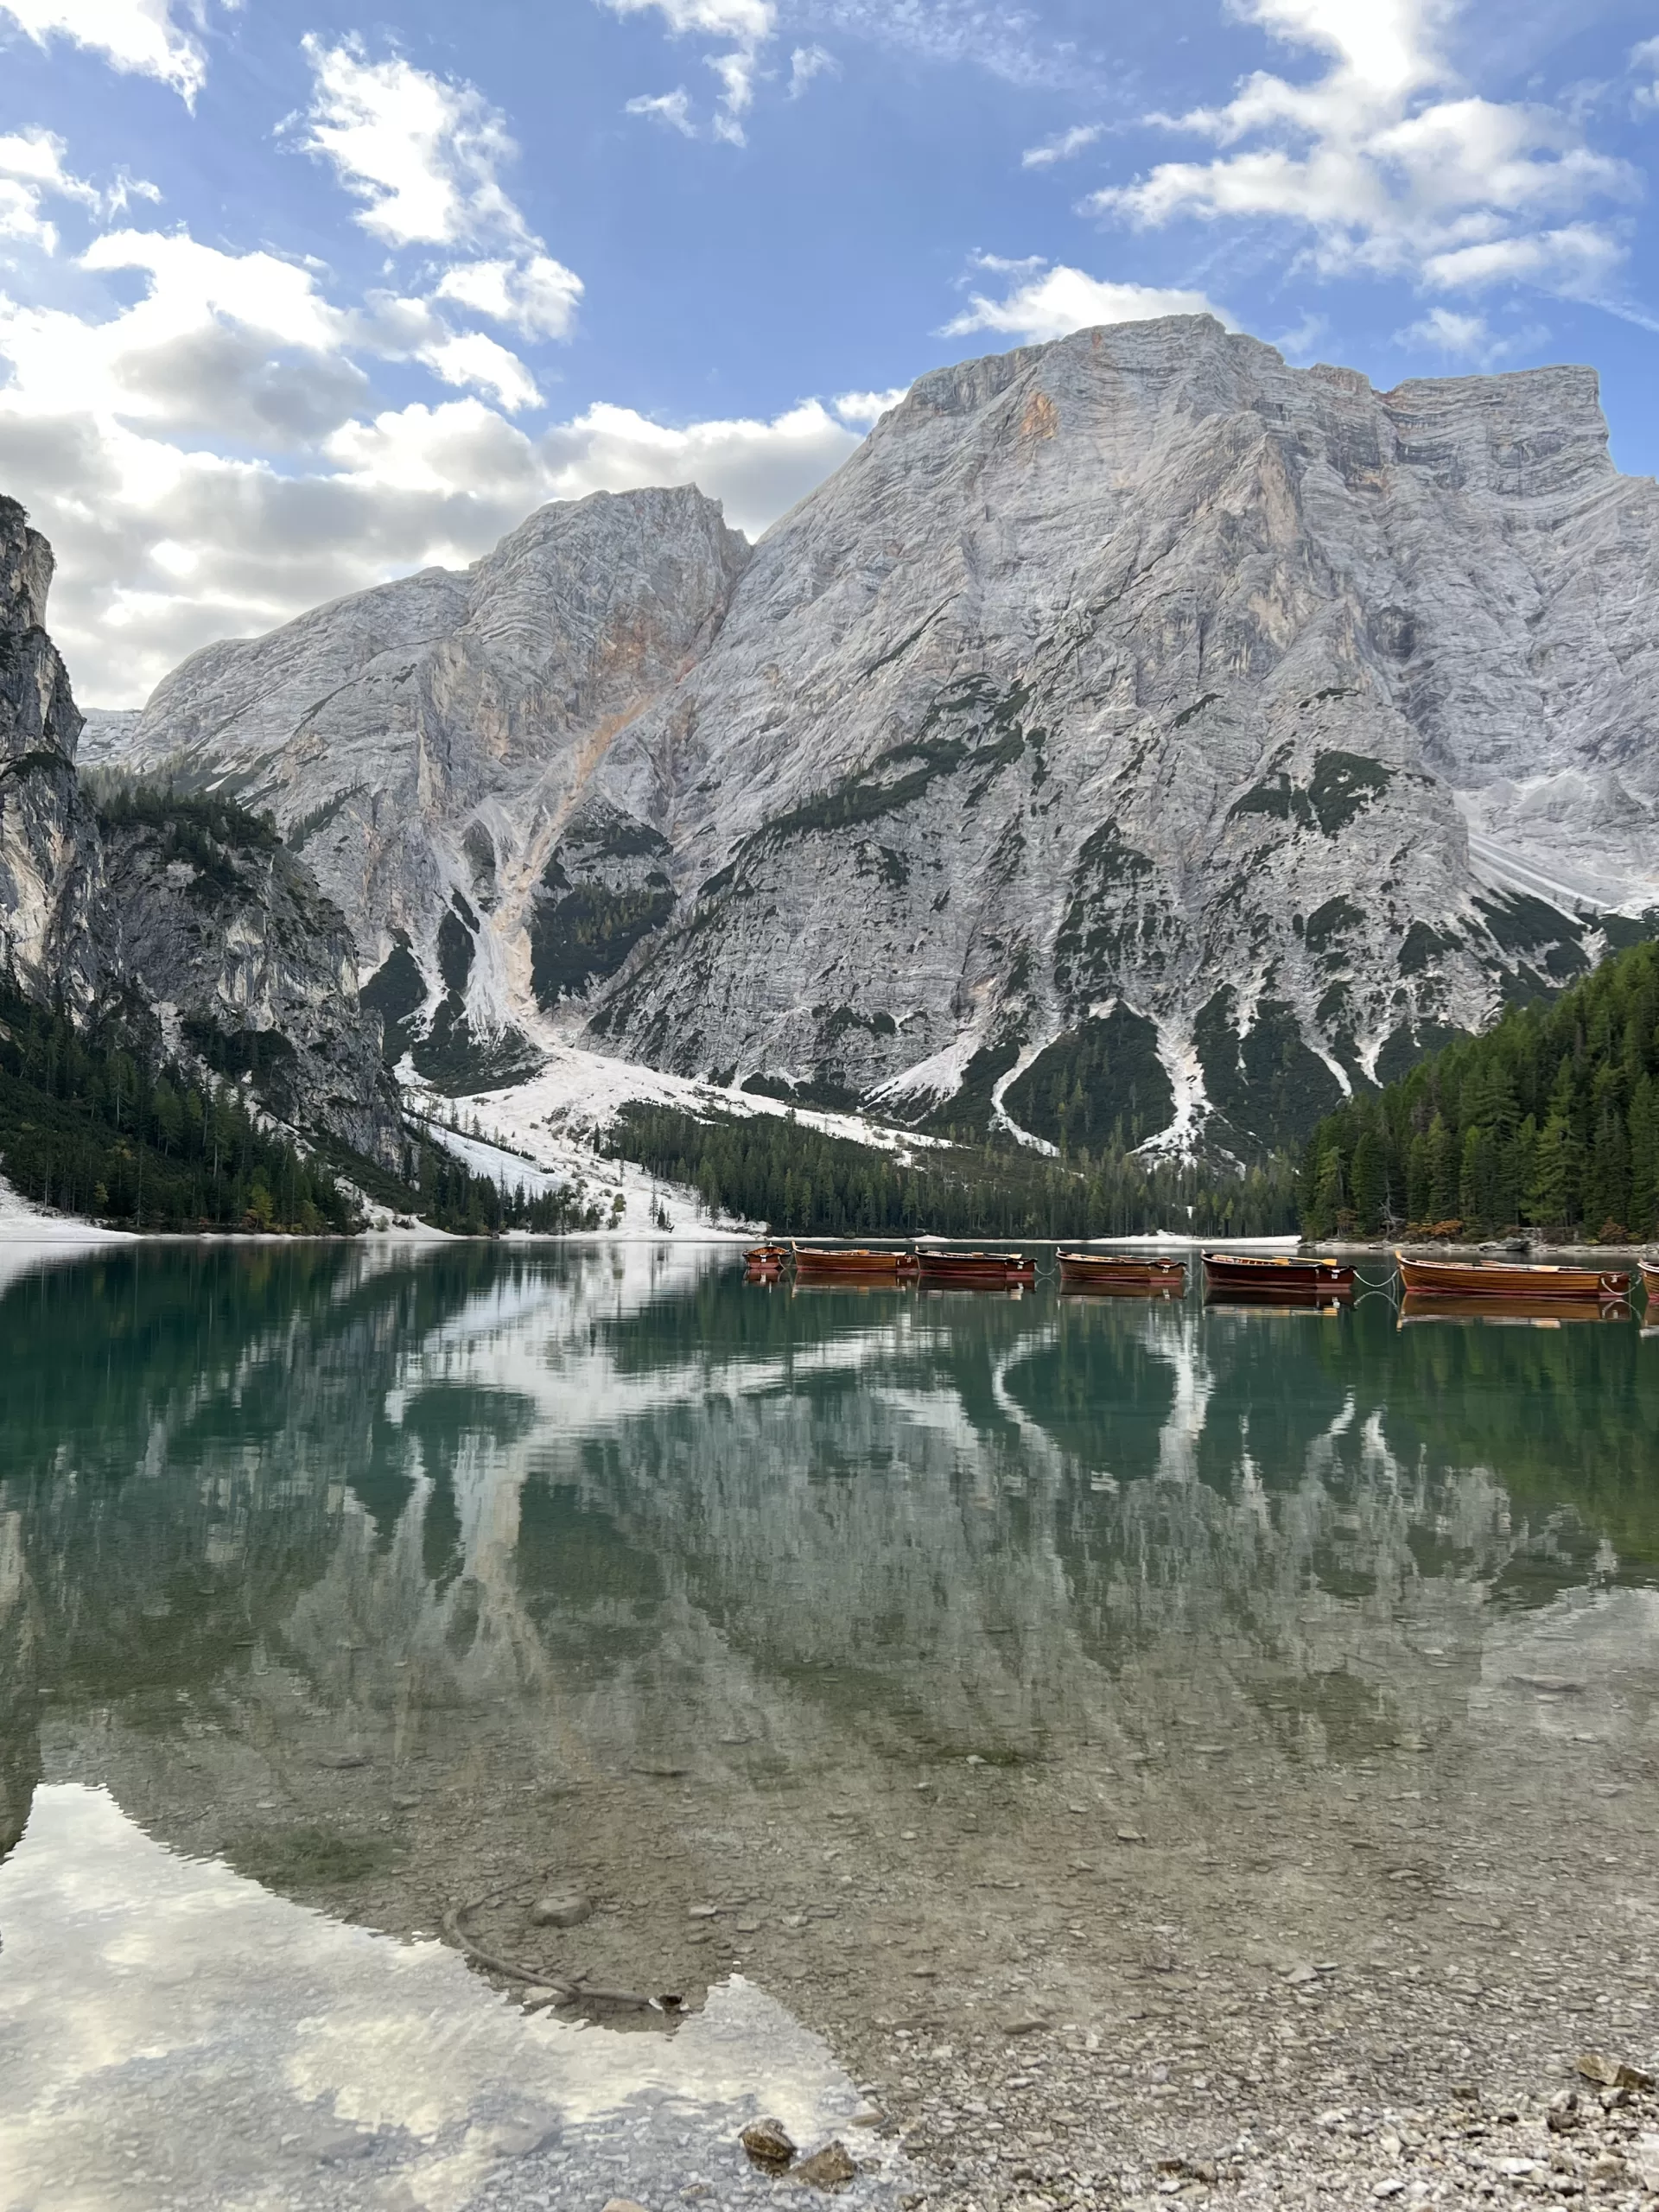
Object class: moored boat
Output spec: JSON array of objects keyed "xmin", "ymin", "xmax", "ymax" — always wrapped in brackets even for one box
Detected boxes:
[
  {"xmin": 1202, "ymin": 1251, "xmax": 1356, "ymax": 1300},
  {"xmin": 1058, "ymin": 1251, "xmax": 1185, "ymax": 1294},
  {"xmin": 1395, "ymin": 1250, "xmax": 1629, "ymax": 1301},
  {"xmin": 916, "ymin": 1249, "xmax": 1035, "ymax": 1288},
  {"xmin": 743, "ymin": 1243, "xmax": 787, "ymax": 1274},
  {"xmin": 1642, "ymin": 1261, "xmax": 1659, "ymax": 1304},
  {"xmin": 792, "ymin": 1243, "xmax": 916, "ymax": 1280}
]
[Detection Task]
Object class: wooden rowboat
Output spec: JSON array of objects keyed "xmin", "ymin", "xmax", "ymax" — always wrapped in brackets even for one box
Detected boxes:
[
  {"xmin": 743, "ymin": 1243, "xmax": 787, "ymax": 1273},
  {"xmin": 915, "ymin": 1249, "xmax": 1035, "ymax": 1287},
  {"xmin": 1395, "ymin": 1250, "xmax": 1629, "ymax": 1301},
  {"xmin": 1202, "ymin": 1251, "xmax": 1355, "ymax": 1300},
  {"xmin": 1058, "ymin": 1251, "xmax": 1185, "ymax": 1294},
  {"xmin": 1642, "ymin": 1261, "xmax": 1659, "ymax": 1303},
  {"xmin": 792, "ymin": 1243, "xmax": 917, "ymax": 1279}
]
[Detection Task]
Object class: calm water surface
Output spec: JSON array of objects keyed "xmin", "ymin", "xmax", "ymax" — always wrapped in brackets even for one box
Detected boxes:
[{"xmin": 3, "ymin": 1243, "xmax": 1657, "ymax": 2205}]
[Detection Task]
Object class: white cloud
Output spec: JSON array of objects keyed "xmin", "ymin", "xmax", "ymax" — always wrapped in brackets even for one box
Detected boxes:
[
  {"xmin": 1022, "ymin": 123, "xmax": 1104, "ymax": 168},
  {"xmin": 0, "ymin": 0, "xmax": 208, "ymax": 102},
  {"xmin": 1091, "ymin": 0, "xmax": 1637, "ymax": 304},
  {"xmin": 1395, "ymin": 303, "xmax": 1549, "ymax": 365},
  {"xmin": 1631, "ymin": 35, "xmax": 1659, "ymax": 112},
  {"xmin": 602, "ymin": 0, "xmax": 775, "ymax": 143},
  {"xmin": 788, "ymin": 44, "xmax": 836, "ymax": 97},
  {"xmin": 1271, "ymin": 308, "xmax": 1328, "ymax": 359},
  {"xmin": 601, "ymin": 0, "xmax": 772, "ymax": 41},
  {"xmin": 433, "ymin": 255, "xmax": 583, "ymax": 340},
  {"xmin": 298, "ymin": 35, "xmax": 530, "ymax": 251},
  {"xmin": 296, "ymin": 41, "xmax": 583, "ymax": 365},
  {"xmin": 805, "ymin": 1, "xmax": 1082, "ymax": 91},
  {"xmin": 0, "ymin": 129, "xmax": 99, "ymax": 252},
  {"xmin": 417, "ymin": 329, "xmax": 540, "ymax": 412},
  {"xmin": 625, "ymin": 89, "xmax": 697, "ymax": 135},
  {"xmin": 831, "ymin": 386, "xmax": 906, "ymax": 427},
  {"xmin": 943, "ymin": 258, "xmax": 1228, "ymax": 344},
  {"xmin": 535, "ymin": 397, "xmax": 861, "ymax": 531}
]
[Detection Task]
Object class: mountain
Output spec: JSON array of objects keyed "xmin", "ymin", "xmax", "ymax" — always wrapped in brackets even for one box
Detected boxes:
[
  {"xmin": 0, "ymin": 495, "xmax": 403, "ymax": 1172},
  {"xmin": 111, "ymin": 486, "xmax": 750, "ymax": 1088},
  {"xmin": 93, "ymin": 320, "xmax": 1659, "ymax": 1159}
]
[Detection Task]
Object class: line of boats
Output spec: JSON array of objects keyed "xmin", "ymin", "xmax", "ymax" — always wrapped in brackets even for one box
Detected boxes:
[{"xmin": 743, "ymin": 1241, "xmax": 1658, "ymax": 1310}]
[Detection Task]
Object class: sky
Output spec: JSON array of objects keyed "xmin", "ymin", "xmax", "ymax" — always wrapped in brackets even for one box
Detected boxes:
[{"xmin": 3, "ymin": 0, "xmax": 1659, "ymax": 704}]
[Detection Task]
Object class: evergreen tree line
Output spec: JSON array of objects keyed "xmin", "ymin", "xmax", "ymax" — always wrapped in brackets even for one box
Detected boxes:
[
  {"xmin": 0, "ymin": 986, "xmax": 357, "ymax": 1231},
  {"xmin": 0, "ymin": 987, "xmax": 606, "ymax": 1236},
  {"xmin": 607, "ymin": 1105, "xmax": 1300, "ymax": 1239},
  {"xmin": 1302, "ymin": 938, "xmax": 1659, "ymax": 1243}
]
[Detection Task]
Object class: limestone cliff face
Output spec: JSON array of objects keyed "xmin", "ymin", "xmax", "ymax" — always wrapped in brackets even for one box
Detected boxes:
[
  {"xmin": 585, "ymin": 323, "xmax": 1654, "ymax": 1153},
  {"xmin": 117, "ymin": 487, "xmax": 752, "ymax": 1085},
  {"xmin": 104, "ymin": 322, "xmax": 1659, "ymax": 1153},
  {"xmin": 0, "ymin": 498, "xmax": 401, "ymax": 1167},
  {"xmin": 0, "ymin": 498, "xmax": 99, "ymax": 1007}
]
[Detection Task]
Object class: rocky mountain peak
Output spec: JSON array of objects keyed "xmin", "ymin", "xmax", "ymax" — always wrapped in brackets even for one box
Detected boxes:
[{"xmin": 74, "ymin": 320, "xmax": 1659, "ymax": 1156}]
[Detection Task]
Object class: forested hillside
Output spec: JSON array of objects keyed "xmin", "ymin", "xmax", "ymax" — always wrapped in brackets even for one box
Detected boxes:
[
  {"xmin": 610, "ymin": 1106, "xmax": 1300, "ymax": 1239},
  {"xmin": 1302, "ymin": 940, "xmax": 1659, "ymax": 1242},
  {"xmin": 0, "ymin": 988, "xmax": 601, "ymax": 1236}
]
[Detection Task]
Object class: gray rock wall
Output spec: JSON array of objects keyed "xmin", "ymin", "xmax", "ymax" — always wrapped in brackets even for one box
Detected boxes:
[
  {"xmin": 0, "ymin": 497, "xmax": 100, "ymax": 1007},
  {"xmin": 0, "ymin": 497, "xmax": 402, "ymax": 1168}
]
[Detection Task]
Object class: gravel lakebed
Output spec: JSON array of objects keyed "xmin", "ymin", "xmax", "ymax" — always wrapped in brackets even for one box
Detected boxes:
[{"xmin": 41, "ymin": 1616, "xmax": 1659, "ymax": 2212}]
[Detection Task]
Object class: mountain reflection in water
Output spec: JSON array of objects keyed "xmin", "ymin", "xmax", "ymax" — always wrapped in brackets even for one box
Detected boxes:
[
  {"xmin": 3, "ymin": 1240, "xmax": 1659, "ymax": 2208},
  {"xmin": 2, "ymin": 1243, "xmax": 1654, "ymax": 1849}
]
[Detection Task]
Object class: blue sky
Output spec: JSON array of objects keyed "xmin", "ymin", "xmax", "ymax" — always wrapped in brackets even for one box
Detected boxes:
[{"xmin": 3, "ymin": 0, "xmax": 1658, "ymax": 702}]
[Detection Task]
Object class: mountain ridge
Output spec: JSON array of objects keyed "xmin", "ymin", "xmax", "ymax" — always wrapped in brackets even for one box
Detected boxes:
[{"xmin": 79, "ymin": 317, "xmax": 1659, "ymax": 1160}]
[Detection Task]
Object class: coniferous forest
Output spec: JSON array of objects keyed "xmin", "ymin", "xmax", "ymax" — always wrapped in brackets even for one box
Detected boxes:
[
  {"xmin": 1301, "ymin": 938, "xmax": 1659, "ymax": 1243},
  {"xmin": 608, "ymin": 1104, "xmax": 1300, "ymax": 1239},
  {"xmin": 0, "ymin": 988, "xmax": 601, "ymax": 1236}
]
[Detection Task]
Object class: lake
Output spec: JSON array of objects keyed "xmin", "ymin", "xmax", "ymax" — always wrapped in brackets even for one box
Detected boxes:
[{"xmin": 2, "ymin": 1242, "xmax": 1657, "ymax": 2209}]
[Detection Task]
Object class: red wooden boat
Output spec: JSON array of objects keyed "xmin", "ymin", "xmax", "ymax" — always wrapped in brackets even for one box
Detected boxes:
[
  {"xmin": 1395, "ymin": 1250, "xmax": 1629, "ymax": 1302},
  {"xmin": 743, "ymin": 1243, "xmax": 787, "ymax": 1274},
  {"xmin": 1639, "ymin": 1261, "xmax": 1659, "ymax": 1303},
  {"xmin": 1058, "ymin": 1251, "xmax": 1185, "ymax": 1294},
  {"xmin": 792, "ymin": 1243, "xmax": 918, "ymax": 1280},
  {"xmin": 916, "ymin": 1249, "xmax": 1035, "ymax": 1288},
  {"xmin": 1202, "ymin": 1251, "xmax": 1355, "ymax": 1300}
]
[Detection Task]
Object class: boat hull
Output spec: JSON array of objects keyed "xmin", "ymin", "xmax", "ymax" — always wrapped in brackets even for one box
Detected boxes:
[
  {"xmin": 1058, "ymin": 1253, "xmax": 1185, "ymax": 1293},
  {"xmin": 792, "ymin": 1246, "xmax": 916, "ymax": 1280},
  {"xmin": 1642, "ymin": 1262, "xmax": 1659, "ymax": 1302},
  {"xmin": 916, "ymin": 1252, "xmax": 1034, "ymax": 1288},
  {"xmin": 1202, "ymin": 1253, "xmax": 1355, "ymax": 1300},
  {"xmin": 1395, "ymin": 1252, "xmax": 1629, "ymax": 1301}
]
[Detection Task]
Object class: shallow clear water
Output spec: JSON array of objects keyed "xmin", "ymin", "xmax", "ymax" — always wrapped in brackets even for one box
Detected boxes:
[{"xmin": 3, "ymin": 1243, "xmax": 1657, "ymax": 2202}]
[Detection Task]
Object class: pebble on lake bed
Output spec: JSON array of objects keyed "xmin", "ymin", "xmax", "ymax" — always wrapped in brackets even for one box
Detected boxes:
[
  {"xmin": 740, "ymin": 2118, "xmax": 797, "ymax": 2169},
  {"xmin": 528, "ymin": 1891, "xmax": 591, "ymax": 1928},
  {"xmin": 791, "ymin": 2141, "xmax": 857, "ymax": 2190}
]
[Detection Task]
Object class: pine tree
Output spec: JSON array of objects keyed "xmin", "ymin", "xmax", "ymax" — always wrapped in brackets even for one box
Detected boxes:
[
  {"xmin": 1350, "ymin": 1128, "xmax": 1387, "ymax": 1234},
  {"xmin": 1427, "ymin": 1115, "xmax": 1459, "ymax": 1222},
  {"xmin": 1628, "ymin": 1072, "xmax": 1659, "ymax": 1237}
]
